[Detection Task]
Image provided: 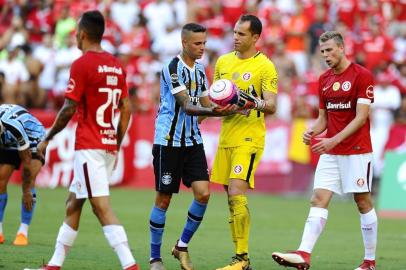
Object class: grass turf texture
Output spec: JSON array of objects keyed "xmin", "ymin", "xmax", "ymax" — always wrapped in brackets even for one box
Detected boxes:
[{"xmin": 1, "ymin": 184, "xmax": 405, "ymax": 270}]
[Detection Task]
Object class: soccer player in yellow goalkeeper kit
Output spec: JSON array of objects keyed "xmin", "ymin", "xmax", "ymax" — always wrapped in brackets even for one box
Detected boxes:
[{"xmin": 211, "ymin": 14, "xmax": 278, "ymax": 270}]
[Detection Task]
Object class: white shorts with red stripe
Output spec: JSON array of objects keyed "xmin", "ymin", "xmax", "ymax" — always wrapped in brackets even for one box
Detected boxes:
[
  {"xmin": 313, "ymin": 153, "xmax": 373, "ymax": 195},
  {"xmin": 69, "ymin": 149, "xmax": 116, "ymax": 199}
]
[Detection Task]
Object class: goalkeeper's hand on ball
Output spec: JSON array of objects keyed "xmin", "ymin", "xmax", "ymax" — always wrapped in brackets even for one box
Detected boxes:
[{"xmin": 237, "ymin": 90, "xmax": 265, "ymax": 111}]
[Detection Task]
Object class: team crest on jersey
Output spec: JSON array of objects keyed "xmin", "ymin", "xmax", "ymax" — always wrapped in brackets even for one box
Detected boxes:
[
  {"xmin": 357, "ymin": 178, "xmax": 365, "ymax": 187},
  {"xmin": 242, "ymin": 72, "xmax": 251, "ymax": 81},
  {"xmin": 162, "ymin": 173, "xmax": 172, "ymax": 185},
  {"xmin": 232, "ymin": 72, "xmax": 240, "ymax": 80},
  {"xmin": 366, "ymin": 85, "xmax": 374, "ymax": 99},
  {"xmin": 332, "ymin": 82, "xmax": 340, "ymax": 91},
  {"xmin": 66, "ymin": 78, "xmax": 75, "ymax": 93},
  {"xmin": 341, "ymin": 81, "xmax": 351, "ymax": 91},
  {"xmin": 233, "ymin": 165, "xmax": 243, "ymax": 174}
]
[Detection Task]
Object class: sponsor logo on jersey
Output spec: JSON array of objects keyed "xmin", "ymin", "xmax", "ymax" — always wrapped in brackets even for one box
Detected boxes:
[
  {"xmin": 326, "ymin": 101, "xmax": 351, "ymax": 110},
  {"xmin": 66, "ymin": 78, "xmax": 75, "ymax": 93},
  {"xmin": 341, "ymin": 81, "xmax": 351, "ymax": 91},
  {"xmin": 234, "ymin": 165, "xmax": 243, "ymax": 174},
  {"xmin": 333, "ymin": 82, "xmax": 340, "ymax": 91},
  {"xmin": 98, "ymin": 65, "xmax": 123, "ymax": 75},
  {"xmin": 242, "ymin": 72, "xmax": 251, "ymax": 81},
  {"xmin": 162, "ymin": 173, "xmax": 172, "ymax": 185},
  {"xmin": 366, "ymin": 85, "xmax": 374, "ymax": 99},
  {"xmin": 357, "ymin": 178, "xmax": 365, "ymax": 187}
]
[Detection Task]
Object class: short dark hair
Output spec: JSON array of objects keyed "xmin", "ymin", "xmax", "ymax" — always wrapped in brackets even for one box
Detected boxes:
[
  {"xmin": 319, "ymin": 31, "xmax": 344, "ymax": 46},
  {"xmin": 181, "ymin": 23, "xmax": 206, "ymax": 38},
  {"xmin": 238, "ymin": 14, "xmax": 262, "ymax": 36},
  {"xmin": 78, "ymin": 10, "xmax": 105, "ymax": 42}
]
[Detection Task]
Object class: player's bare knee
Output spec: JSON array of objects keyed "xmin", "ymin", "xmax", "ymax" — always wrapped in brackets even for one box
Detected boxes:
[
  {"xmin": 0, "ymin": 178, "xmax": 8, "ymax": 193},
  {"xmin": 155, "ymin": 192, "xmax": 172, "ymax": 210},
  {"xmin": 310, "ymin": 193, "xmax": 329, "ymax": 208},
  {"xmin": 354, "ymin": 195, "xmax": 373, "ymax": 212},
  {"xmin": 195, "ymin": 191, "xmax": 210, "ymax": 204}
]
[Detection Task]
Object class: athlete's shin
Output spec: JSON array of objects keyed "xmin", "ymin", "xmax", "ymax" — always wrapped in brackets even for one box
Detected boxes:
[
  {"xmin": 179, "ymin": 199, "xmax": 207, "ymax": 247},
  {"xmin": 48, "ymin": 222, "xmax": 78, "ymax": 267},
  {"xmin": 360, "ymin": 208, "xmax": 378, "ymax": 260},
  {"xmin": 150, "ymin": 206, "xmax": 166, "ymax": 259},
  {"xmin": 229, "ymin": 195, "xmax": 250, "ymax": 255},
  {"xmin": 298, "ymin": 207, "xmax": 328, "ymax": 253}
]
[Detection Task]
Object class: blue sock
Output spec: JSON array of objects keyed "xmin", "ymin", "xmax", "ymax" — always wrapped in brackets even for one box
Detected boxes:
[
  {"xmin": 180, "ymin": 200, "xmax": 207, "ymax": 244},
  {"xmin": 0, "ymin": 193, "xmax": 8, "ymax": 222},
  {"xmin": 21, "ymin": 188, "xmax": 36, "ymax": 225},
  {"xmin": 149, "ymin": 206, "xmax": 166, "ymax": 260}
]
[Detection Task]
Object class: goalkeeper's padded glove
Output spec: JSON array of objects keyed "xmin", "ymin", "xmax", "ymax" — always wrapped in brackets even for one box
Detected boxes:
[{"xmin": 238, "ymin": 90, "xmax": 266, "ymax": 111}]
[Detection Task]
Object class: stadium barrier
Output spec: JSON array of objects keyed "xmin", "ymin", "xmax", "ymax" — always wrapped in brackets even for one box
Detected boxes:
[{"xmin": 10, "ymin": 110, "xmax": 316, "ymax": 193}]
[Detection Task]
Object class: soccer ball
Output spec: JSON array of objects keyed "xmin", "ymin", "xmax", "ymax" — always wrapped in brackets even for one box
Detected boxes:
[{"xmin": 208, "ymin": 79, "xmax": 239, "ymax": 106}]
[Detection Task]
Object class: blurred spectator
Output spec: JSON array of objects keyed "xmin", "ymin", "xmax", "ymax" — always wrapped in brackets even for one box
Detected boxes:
[
  {"xmin": 33, "ymin": 33, "xmax": 56, "ymax": 106},
  {"xmin": 0, "ymin": 16, "xmax": 28, "ymax": 49},
  {"xmin": 53, "ymin": 34, "xmax": 81, "ymax": 108},
  {"xmin": 0, "ymin": 71, "xmax": 4, "ymax": 103},
  {"xmin": 25, "ymin": 0, "xmax": 54, "ymax": 45},
  {"xmin": 284, "ymin": 0, "xmax": 310, "ymax": 76},
  {"xmin": 384, "ymin": 94, "xmax": 406, "ymax": 153},
  {"xmin": 371, "ymin": 72, "xmax": 402, "ymax": 175},
  {"xmin": 54, "ymin": 5, "xmax": 75, "ymax": 48},
  {"xmin": 143, "ymin": 0, "xmax": 177, "ymax": 41},
  {"xmin": 0, "ymin": 45, "xmax": 29, "ymax": 104},
  {"xmin": 307, "ymin": 3, "xmax": 327, "ymax": 56},
  {"xmin": 110, "ymin": 0, "xmax": 140, "ymax": 33},
  {"xmin": 21, "ymin": 43, "xmax": 46, "ymax": 108}
]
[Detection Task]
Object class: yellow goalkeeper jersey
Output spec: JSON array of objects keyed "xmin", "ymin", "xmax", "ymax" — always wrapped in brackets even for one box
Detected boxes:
[{"xmin": 214, "ymin": 51, "xmax": 278, "ymax": 148}]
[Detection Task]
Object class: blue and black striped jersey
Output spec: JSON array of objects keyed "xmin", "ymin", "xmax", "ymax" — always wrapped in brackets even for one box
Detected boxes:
[
  {"xmin": 154, "ymin": 55, "xmax": 209, "ymax": 147},
  {"xmin": 0, "ymin": 104, "xmax": 45, "ymax": 151}
]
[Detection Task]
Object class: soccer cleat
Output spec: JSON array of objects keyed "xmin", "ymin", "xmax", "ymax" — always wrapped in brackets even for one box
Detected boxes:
[
  {"xmin": 216, "ymin": 255, "xmax": 252, "ymax": 270},
  {"xmin": 125, "ymin": 264, "xmax": 140, "ymax": 270},
  {"xmin": 13, "ymin": 233, "xmax": 28, "ymax": 246},
  {"xmin": 355, "ymin": 260, "xmax": 376, "ymax": 270},
  {"xmin": 23, "ymin": 265, "xmax": 61, "ymax": 270},
  {"xmin": 0, "ymin": 233, "xmax": 4, "ymax": 244},
  {"xmin": 150, "ymin": 258, "xmax": 165, "ymax": 270},
  {"xmin": 272, "ymin": 250, "xmax": 311, "ymax": 270},
  {"xmin": 171, "ymin": 241, "xmax": 194, "ymax": 270}
]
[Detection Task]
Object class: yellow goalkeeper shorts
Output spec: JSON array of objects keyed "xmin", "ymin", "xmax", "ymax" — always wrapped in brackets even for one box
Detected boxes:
[{"xmin": 210, "ymin": 145, "xmax": 263, "ymax": 189}]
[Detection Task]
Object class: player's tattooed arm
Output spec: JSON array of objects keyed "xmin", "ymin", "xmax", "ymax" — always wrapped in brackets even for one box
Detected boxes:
[
  {"xmin": 37, "ymin": 98, "xmax": 77, "ymax": 156},
  {"xmin": 260, "ymin": 91, "xmax": 277, "ymax": 114},
  {"xmin": 117, "ymin": 97, "xmax": 131, "ymax": 150},
  {"xmin": 175, "ymin": 90, "xmax": 237, "ymax": 116},
  {"xmin": 45, "ymin": 98, "xmax": 77, "ymax": 141}
]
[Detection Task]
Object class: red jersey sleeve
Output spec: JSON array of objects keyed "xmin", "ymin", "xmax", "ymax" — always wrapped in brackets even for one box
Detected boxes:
[
  {"xmin": 357, "ymin": 68, "xmax": 374, "ymax": 104},
  {"xmin": 65, "ymin": 59, "xmax": 86, "ymax": 102}
]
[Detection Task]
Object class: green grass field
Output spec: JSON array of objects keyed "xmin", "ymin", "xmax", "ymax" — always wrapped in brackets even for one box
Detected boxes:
[{"xmin": 1, "ymin": 184, "xmax": 405, "ymax": 270}]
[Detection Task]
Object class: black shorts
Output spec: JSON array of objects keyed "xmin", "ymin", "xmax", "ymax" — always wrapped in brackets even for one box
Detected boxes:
[
  {"xmin": 152, "ymin": 144, "xmax": 209, "ymax": 194},
  {"xmin": 0, "ymin": 148, "xmax": 45, "ymax": 169}
]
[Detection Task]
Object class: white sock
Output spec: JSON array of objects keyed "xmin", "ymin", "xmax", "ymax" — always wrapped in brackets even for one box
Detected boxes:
[
  {"xmin": 177, "ymin": 239, "xmax": 187, "ymax": 247},
  {"xmin": 0, "ymin": 222, "xmax": 3, "ymax": 234},
  {"xmin": 48, "ymin": 223, "xmax": 78, "ymax": 267},
  {"xmin": 360, "ymin": 208, "xmax": 378, "ymax": 260},
  {"xmin": 298, "ymin": 207, "xmax": 328, "ymax": 253},
  {"xmin": 103, "ymin": 225, "xmax": 136, "ymax": 269},
  {"xmin": 17, "ymin": 223, "xmax": 29, "ymax": 236}
]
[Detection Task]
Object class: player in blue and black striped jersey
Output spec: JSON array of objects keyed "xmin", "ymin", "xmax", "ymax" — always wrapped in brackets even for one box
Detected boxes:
[
  {"xmin": 0, "ymin": 104, "xmax": 45, "ymax": 246},
  {"xmin": 149, "ymin": 23, "xmax": 238, "ymax": 270}
]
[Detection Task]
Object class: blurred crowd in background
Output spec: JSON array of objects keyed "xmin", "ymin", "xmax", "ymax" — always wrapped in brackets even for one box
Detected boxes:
[{"xmin": 0, "ymin": 0, "xmax": 405, "ymax": 180}]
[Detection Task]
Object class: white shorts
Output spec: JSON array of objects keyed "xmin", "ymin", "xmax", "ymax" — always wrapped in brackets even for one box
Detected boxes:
[
  {"xmin": 69, "ymin": 149, "xmax": 116, "ymax": 199},
  {"xmin": 314, "ymin": 153, "xmax": 373, "ymax": 195}
]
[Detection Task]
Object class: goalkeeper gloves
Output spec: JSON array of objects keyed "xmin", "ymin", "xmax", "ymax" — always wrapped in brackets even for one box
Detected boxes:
[{"xmin": 238, "ymin": 90, "xmax": 266, "ymax": 111}]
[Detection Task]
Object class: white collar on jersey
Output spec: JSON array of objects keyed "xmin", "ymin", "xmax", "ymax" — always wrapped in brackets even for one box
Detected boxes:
[{"xmin": 177, "ymin": 55, "xmax": 195, "ymax": 71}]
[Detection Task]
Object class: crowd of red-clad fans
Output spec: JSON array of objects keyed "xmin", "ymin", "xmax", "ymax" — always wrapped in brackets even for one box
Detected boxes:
[{"xmin": 0, "ymin": 0, "xmax": 405, "ymax": 177}]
